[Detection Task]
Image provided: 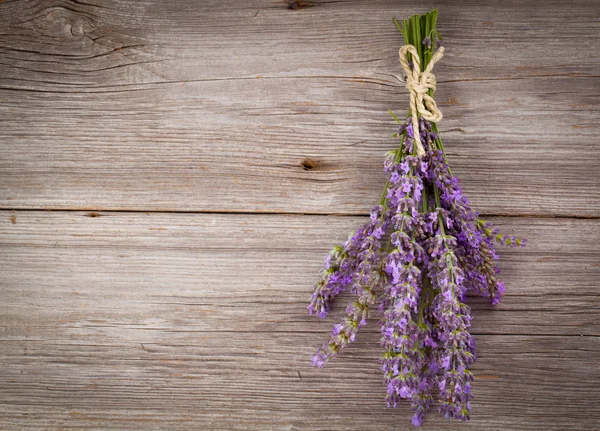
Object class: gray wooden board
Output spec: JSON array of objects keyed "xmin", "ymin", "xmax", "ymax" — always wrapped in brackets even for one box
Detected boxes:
[
  {"xmin": 1, "ymin": 0, "xmax": 600, "ymax": 430},
  {"xmin": 0, "ymin": 0, "xmax": 599, "ymax": 215},
  {"xmin": 0, "ymin": 211, "xmax": 599, "ymax": 430}
]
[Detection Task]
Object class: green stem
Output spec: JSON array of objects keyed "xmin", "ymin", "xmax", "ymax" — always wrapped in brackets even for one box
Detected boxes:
[{"xmin": 392, "ymin": 17, "xmax": 403, "ymax": 34}]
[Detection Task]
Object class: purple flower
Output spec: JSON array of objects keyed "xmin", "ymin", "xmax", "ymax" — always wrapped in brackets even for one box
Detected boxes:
[{"xmin": 308, "ymin": 115, "xmax": 525, "ymax": 425}]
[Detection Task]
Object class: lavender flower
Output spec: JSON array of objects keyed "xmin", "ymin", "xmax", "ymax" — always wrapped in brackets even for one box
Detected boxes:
[
  {"xmin": 309, "ymin": 205, "xmax": 387, "ymax": 366},
  {"xmin": 308, "ymin": 116, "xmax": 525, "ymax": 425},
  {"xmin": 308, "ymin": 12, "xmax": 525, "ymax": 425}
]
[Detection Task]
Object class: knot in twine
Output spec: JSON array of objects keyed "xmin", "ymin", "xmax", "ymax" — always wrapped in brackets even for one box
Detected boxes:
[{"xmin": 399, "ymin": 44, "xmax": 445, "ymax": 156}]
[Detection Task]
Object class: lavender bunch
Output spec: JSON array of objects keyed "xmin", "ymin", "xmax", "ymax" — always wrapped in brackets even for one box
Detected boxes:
[{"xmin": 308, "ymin": 10, "xmax": 525, "ymax": 426}]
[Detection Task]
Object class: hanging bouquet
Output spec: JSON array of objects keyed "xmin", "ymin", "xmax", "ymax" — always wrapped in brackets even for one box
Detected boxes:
[{"xmin": 307, "ymin": 10, "xmax": 525, "ymax": 426}]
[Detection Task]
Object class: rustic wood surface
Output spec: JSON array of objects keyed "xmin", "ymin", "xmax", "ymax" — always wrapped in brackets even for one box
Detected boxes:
[{"xmin": 0, "ymin": 0, "xmax": 599, "ymax": 430}]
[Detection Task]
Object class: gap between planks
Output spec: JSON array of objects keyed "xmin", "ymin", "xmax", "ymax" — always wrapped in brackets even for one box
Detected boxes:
[{"xmin": 3, "ymin": 207, "xmax": 599, "ymax": 220}]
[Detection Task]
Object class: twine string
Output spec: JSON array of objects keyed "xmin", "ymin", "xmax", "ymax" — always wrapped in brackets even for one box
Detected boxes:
[{"xmin": 399, "ymin": 44, "xmax": 445, "ymax": 156}]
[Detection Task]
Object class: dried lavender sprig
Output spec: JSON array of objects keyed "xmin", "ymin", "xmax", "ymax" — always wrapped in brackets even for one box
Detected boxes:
[
  {"xmin": 380, "ymin": 155, "xmax": 427, "ymax": 407},
  {"xmin": 310, "ymin": 205, "xmax": 388, "ymax": 366}
]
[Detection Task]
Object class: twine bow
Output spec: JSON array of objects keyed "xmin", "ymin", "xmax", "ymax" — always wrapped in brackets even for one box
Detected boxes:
[{"xmin": 399, "ymin": 44, "xmax": 445, "ymax": 156}]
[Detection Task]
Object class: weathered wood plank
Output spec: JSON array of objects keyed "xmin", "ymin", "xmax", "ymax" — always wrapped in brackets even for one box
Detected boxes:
[
  {"xmin": 0, "ymin": 0, "xmax": 598, "ymax": 215},
  {"xmin": 0, "ymin": 211, "xmax": 598, "ymax": 430},
  {"xmin": 0, "ymin": 335, "xmax": 598, "ymax": 431}
]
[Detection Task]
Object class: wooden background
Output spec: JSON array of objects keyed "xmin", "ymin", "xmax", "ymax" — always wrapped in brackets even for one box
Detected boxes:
[{"xmin": 1, "ymin": 0, "xmax": 599, "ymax": 429}]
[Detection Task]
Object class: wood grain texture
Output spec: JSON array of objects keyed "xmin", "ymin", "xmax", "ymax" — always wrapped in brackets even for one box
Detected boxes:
[
  {"xmin": 0, "ymin": 0, "xmax": 599, "ymax": 215},
  {"xmin": 1, "ymin": 1, "xmax": 600, "ymax": 430},
  {"xmin": 1, "ymin": 210, "xmax": 599, "ymax": 430}
]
